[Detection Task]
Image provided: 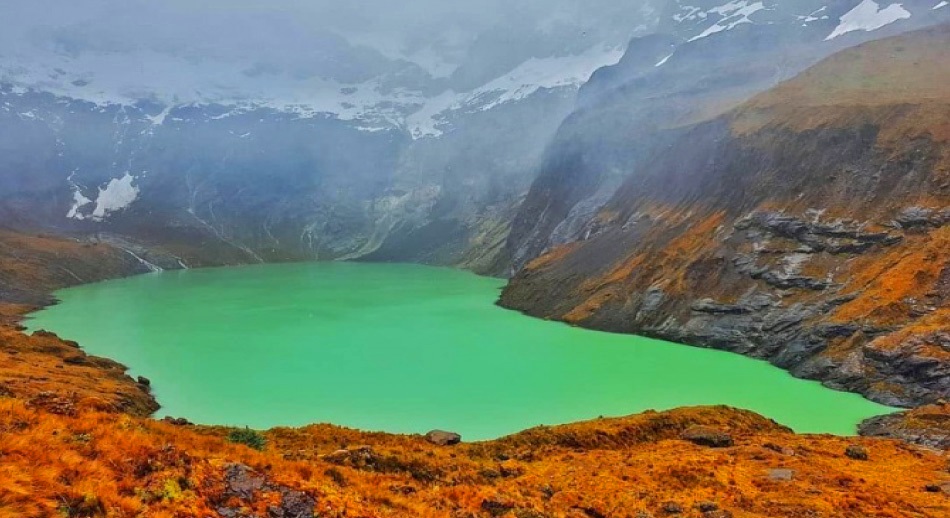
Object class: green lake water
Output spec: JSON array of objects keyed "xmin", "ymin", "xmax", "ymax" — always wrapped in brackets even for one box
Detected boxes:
[{"xmin": 27, "ymin": 262, "xmax": 894, "ymax": 440}]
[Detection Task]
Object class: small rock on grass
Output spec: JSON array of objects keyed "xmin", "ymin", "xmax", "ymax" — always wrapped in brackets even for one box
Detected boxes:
[
  {"xmin": 845, "ymin": 444, "xmax": 869, "ymax": 460},
  {"xmin": 769, "ymin": 468, "xmax": 795, "ymax": 481}
]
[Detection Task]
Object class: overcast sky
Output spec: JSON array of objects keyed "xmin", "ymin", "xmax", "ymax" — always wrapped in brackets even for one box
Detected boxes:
[
  {"xmin": 0, "ymin": 1, "xmax": 664, "ymax": 109},
  {"xmin": 0, "ymin": 0, "xmax": 660, "ymax": 66}
]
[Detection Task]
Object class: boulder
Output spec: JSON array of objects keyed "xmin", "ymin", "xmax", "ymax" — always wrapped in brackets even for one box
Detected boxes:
[
  {"xmin": 425, "ymin": 429, "xmax": 461, "ymax": 446},
  {"xmin": 223, "ymin": 463, "xmax": 266, "ymax": 499}
]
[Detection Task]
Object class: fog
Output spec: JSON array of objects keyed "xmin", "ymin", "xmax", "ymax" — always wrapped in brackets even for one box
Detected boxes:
[{"xmin": 0, "ymin": 1, "xmax": 661, "ymax": 98}]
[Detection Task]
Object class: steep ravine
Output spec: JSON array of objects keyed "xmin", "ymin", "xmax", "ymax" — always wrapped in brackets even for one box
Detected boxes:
[{"xmin": 500, "ymin": 27, "xmax": 950, "ymax": 421}]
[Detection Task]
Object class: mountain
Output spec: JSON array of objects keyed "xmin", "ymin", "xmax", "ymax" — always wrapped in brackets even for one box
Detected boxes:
[
  {"xmin": 503, "ymin": 0, "xmax": 950, "ymax": 273},
  {"xmin": 0, "ymin": 1, "xmax": 663, "ymax": 272},
  {"xmin": 500, "ymin": 23, "xmax": 950, "ymax": 407},
  {"xmin": 4, "ymin": 1, "xmax": 945, "ymax": 275}
]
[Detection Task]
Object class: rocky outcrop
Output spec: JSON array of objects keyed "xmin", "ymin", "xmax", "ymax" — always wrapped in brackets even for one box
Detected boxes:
[
  {"xmin": 500, "ymin": 26, "xmax": 950, "ymax": 409},
  {"xmin": 217, "ymin": 463, "xmax": 317, "ymax": 518},
  {"xmin": 681, "ymin": 426, "xmax": 734, "ymax": 448},
  {"xmin": 859, "ymin": 403, "xmax": 950, "ymax": 450}
]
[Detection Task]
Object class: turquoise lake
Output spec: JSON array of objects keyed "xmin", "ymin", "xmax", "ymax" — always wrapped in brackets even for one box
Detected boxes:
[{"xmin": 27, "ymin": 262, "xmax": 894, "ymax": 440}]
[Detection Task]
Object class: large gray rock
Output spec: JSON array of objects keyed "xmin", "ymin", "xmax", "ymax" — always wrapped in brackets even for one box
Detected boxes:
[{"xmin": 425, "ymin": 430, "xmax": 461, "ymax": 446}]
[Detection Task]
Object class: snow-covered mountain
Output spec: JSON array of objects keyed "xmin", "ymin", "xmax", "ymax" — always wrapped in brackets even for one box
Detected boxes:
[
  {"xmin": 0, "ymin": 0, "xmax": 664, "ymax": 270},
  {"xmin": 0, "ymin": 1, "xmax": 657, "ymax": 136}
]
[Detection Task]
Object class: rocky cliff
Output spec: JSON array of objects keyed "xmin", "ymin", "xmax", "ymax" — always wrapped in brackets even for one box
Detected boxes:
[
  {"xmin": 502, "ymin": 0, "xmax": 950, "ymax": 274},
  {"xmin": 501, "ymin": 25, "xmax": 950, "ymax": 408}
]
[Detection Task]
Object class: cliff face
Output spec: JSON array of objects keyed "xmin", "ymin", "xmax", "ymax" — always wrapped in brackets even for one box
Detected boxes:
[
  {"xmin": 502, "ymin": 0, "xmax": 950, "ymax": 275},
  {"xmin": 501, "ymin": 25, "xmax": 950, "ymax": 408}
]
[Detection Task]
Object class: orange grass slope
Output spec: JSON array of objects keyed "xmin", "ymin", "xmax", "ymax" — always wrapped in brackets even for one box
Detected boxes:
[
  {"xmin": 0, "ymin": 229, "xmax": 138, "ymax": 312},
  {"xmin": 0, "ymin": 325, "xmax": 158, "ymax": 417},
  {"xmin": 733, "ymin": 23, "xmax": 950, "ymax": 140},
  {"xmin": 1, "ymin": 399, "xmax": 949, "ymax": 518}
]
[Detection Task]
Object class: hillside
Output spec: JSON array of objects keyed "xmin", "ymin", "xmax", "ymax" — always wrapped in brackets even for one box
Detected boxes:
[
  {"xmin": 502, "ymin": 0, "xmax": 950, "ymax": 274},
  {"xmin": 501, "ymin": 25, "xmax": 950, "ymax": 412}
]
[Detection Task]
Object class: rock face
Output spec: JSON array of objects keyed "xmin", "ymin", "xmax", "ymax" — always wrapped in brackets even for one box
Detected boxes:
[{"xmin": 500, "ymin": 25, "xmax": 950, "ymax": 409}]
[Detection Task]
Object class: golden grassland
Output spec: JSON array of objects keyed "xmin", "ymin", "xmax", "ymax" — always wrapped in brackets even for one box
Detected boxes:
[{"xmin": 2, "ymin": 394, "xmax": 950, "ymax": 518}]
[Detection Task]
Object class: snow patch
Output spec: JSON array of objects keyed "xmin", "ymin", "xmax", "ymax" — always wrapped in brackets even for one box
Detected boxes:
[
  {"xmin": 67, "ymin": 173, "xmax": 140, "ymax": 222},
  {"xmin": 92, "ymin": 173, "xmax": 139, "ymax": 220},
  {"xmin": 145, "ymin": 105, "xmax": 173, "ymax": 125},
  {"xmin": 826, "ymin": 0, "xmax": 911, "ymax": 40},
  {"xmin": 688, "ymin": 1, "xmax": 766, "ymax": 42},
  {"xmin": 935, "ymin": 1, "xmax": 948, "ymax": 9},
  {"xmin": 674, "ymin": 5, "xmax": 708, "ymax": 22},
  {"xmin": 66, "ymin": 188, "xmax": 92, "ymax": 220},
  {"xmin": 798, "ymin": 6, "xmax": 830, "ymax": 23},
  {"xmin": 406, "ymin": 46, "xmax": 624, "ymax": 138}
]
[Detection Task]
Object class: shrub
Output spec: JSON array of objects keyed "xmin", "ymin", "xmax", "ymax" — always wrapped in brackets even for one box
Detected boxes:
[{"xmin": 228, "ymin": 427, "xmax": 267, "ymax": 451}]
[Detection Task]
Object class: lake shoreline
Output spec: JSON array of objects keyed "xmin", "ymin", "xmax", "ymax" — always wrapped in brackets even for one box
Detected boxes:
[
  {"xmin": 27, "ymin": 261, "xmax": 894, "ymax": 439},
  {"xmin": 0, "ymin": 229, "xmax": 942, "ymax": 445}
]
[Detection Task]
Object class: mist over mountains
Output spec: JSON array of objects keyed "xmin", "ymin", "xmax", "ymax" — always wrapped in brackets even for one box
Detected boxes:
[
  {"xmin": 0, "ymin": 0, "xmax": 660, "ymax": 128},
  {"xmin": 0, "ymin": 0, "xmax": 947, "ymax": 274}
]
